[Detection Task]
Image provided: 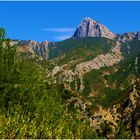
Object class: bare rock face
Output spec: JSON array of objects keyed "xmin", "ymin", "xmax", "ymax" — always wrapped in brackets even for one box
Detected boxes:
[
  {"xmin": 117, "ymin": 31, "xmax": 140, "ymax": 43},
  {"xmin": 136, "ymin": 31, "xmax": 140, "ymax": 40},
  {"xmin": 16, "ymin": 40, "xmax": 49, "ymax": 60},
  {"xmin": 73, "ymin": 17, "xmax": 115, "ymax": 39},
  {"xmin": 32, "ymin": 41, "xmax": 49, "ymax": 60}
]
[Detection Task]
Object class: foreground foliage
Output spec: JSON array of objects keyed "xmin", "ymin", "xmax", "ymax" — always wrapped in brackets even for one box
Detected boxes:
[{"xmin": 0, "ymin": 28, "xmax": 98, "ymax": 139}]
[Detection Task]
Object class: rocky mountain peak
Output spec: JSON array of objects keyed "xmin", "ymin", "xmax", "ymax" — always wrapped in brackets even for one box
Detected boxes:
[
  {"xmin": 81, "ymin": 17, "xmax": 96, "ymax": 24},
  {"xmin": 73, "ymin": 17, "xmax": 115, "ymax": 39}
]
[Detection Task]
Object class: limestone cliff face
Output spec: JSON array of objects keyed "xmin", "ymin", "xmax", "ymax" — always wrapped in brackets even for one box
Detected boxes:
[
  {"xmin": 73, "ymin": 17, "xmax": 115, "ymax": 39},
  {"xmin": 12, "ymin": 40, "xmax": 49, "ymax": 60},
  {"xmin": 19, "ymin": 40, "xmax": 49, "ymax": 60}
]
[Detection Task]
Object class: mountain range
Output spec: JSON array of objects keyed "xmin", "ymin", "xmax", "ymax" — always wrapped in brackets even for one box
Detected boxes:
[
  {"xmin": 13, "ymin": 17, "xmax": 140, "ymax": 60},
  {"xmin": 10, "ymin": 17, "xmax": 140, "ymax": 138}
]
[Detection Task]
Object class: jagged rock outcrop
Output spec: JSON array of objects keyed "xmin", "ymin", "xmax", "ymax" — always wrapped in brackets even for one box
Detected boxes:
[
  {"xmin": 117, "ymin": 31, "xmax": 140, "ymax": 43},
  {"xmin": 136, "ymin": 31, "xmax": 140, "ymax": 40},
  {"xmin": 12, "ymin": 40, "xmax": 49, "ymax": 60},
  {"xmin": 73, "ymin": 17, "xmax": 115, "ymax": 39},
  {"xmin": 20, "ymin": 40, "xmax": 49, "ymax": 60}
]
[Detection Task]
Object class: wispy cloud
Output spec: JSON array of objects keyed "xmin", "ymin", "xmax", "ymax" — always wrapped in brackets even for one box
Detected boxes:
[
  {"xmin": 42, "ymin": 28, "xmax": 75, "ymax": 33},
  {"xmin": 54, "ymin": 35, "xmax": 71, "ymax": 41}
]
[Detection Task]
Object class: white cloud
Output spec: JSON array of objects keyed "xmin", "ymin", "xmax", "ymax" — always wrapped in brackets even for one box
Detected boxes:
[
  {"xmin": 54, "ymin": 35, "xmax": 71, "ymax": 40},
  {"xmin": 42, "ymin": 28, "xmax": 75, "ymax": 33}
]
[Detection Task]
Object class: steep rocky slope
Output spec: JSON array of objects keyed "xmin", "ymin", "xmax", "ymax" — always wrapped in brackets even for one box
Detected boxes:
[{"xmin": 11, "ymin": 40, "xmax": 49, "ymax": 60}]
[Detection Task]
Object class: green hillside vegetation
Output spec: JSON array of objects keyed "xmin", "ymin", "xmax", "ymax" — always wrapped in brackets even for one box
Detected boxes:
[
  {"xmin": 81, "ymin": 40, "xmax": 140, "ymax": 108},
  {"xmin": 0, "ymin": 28, "xmax": 99, "ymax": 139},
  {"xmin": 48, "ymin": 37, "xmax": 115, "ymax": 69}
]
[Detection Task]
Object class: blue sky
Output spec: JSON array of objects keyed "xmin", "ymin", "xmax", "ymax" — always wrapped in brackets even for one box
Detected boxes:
[{"xmin": 0, "ymin": 1, "xmax": 140, "ymax": 42}]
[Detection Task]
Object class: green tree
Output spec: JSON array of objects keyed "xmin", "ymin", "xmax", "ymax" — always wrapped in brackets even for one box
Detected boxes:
[
  {"xmin": 116, "ymin": 122, "xmax": 131, "ymax": 139},
  {"xmin": 0, "ymin": 27, "xmax": 6, "ymax": 41}
]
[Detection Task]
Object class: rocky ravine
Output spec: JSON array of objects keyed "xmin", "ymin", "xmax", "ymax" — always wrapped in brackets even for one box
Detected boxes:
[
  {"xmin": 91, "ymin": 83, "xmax": 140, "ymax": 138},
  {"xmin": 93, "ymin": 81, "xmax": 140, "ymax": 138}
]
